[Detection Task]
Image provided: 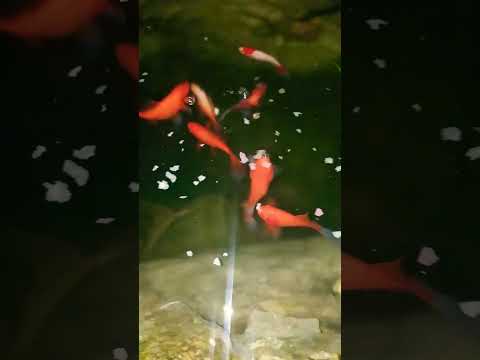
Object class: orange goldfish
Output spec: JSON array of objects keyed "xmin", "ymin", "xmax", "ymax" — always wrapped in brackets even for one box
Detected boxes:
[
  {"xmin": 139, "ymin": 81, "xmax": 190, "ymax": 122},
  {"xmin": 239, "ymin": 47, "xmax": 288, "ymax": 76},
  {"xmin": 190, "ymin": 83, "xmax": 222, "ymax": 133},
  {"xmin": 220, "ymin": 83, "xmax": 267, "ymax": 122},
  {"xmin": 0, "ymin": 0, "xmax": 110, "ymax": 39},
  {"xmin": 256, "ymin": 204, "xmax": 321, "ymax": 237},
  {"xmin": 187, "ymin": 121, "xmax": 244, "ymax": 175},
  {"xmin": 115, "ymin": 43, "xmax": 138, "ymax": 80},
  {"xmin": 242, "ymin": 152, "xmax": 274, "ymax": 225}
]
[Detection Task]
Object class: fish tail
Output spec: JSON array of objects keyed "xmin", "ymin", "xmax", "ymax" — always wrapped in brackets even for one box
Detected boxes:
[{"xmin": 276, "ymin": 64, "xmax": 289, "ymax": 77}]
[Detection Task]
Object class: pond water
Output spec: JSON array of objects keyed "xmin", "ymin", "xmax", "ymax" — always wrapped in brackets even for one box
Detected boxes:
[{"xmin": 139, "ymin": 1, "xmax": 341, "ymax": 359}]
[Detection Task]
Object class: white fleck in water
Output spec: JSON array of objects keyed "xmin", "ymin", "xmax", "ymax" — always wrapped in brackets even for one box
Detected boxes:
[
  {"xmin": 253, "ymin": 112, "xmax": 261, "ymax": 120},
  {"xmin": 312, "ymin": 147, "xmax": 317, "ymax": 152},
  {"xmin": 139, "ymin": 79, "xmax": 145, "ymax": 83},
  {"xmin": 112, "ymin": 347, "xmax": 128, "ymax": 360},
  {"xmin": 179, "ymin": 195, "xmax": 188, "ymax": 199},
  {"xmin": 96, "ymin": 218, "xmax": 115, "ymax": 224},
  {"xmin": 198, "ymin": 175, "xmax": 206, "ymax": 182},
  {"xmin": 95, "ymin": 84, "xmax": 108, "ymax": 94},
  {"xmin": 278, "ymin": 155, "xmax": 284, "ymax": 160},
  {"xmin": 222, "ymin": 252, "xmax": 229, "ymax": 257},
  {"xmin": 411, "ymin": 103, "xmax": 422, "ymax": 112},
  {"xmin": 239, "ymin": 152, "xmax": 249, "ymax": 164},
  {"xmin": 296, "ymin": 128, "xmax": 302, "ymax": 134},
  {"xmin": 314, "ymin": 208, "xmax": 324, "ymax": 217},
  {"xmin": 63, "ymin": 160, "xmax": 89, "ymax": 186},
  {"xmin": 43, "ymin": 181, "xmax": 72, "ymax": 203},
  {"xmin": 181, "ymin": 148, "xmax": 185, "ymax": 152},
  {"xmin": 335, "ymin": 165, "xmax": 342, "ymax": 172},
  {"xmin": 373, "ymin": 58, "xmax": 387, "ymax": 69},
  {"xmin": 293, "ymin": 112, "xmax": 302, "ymax": 117},
  {"xmin": 157, "ymin": 180, "xmax": 169, "ymax": 190},
  {"xmin": 141, "ymin": 72, "xmax": 148, "ymax": 76},
  {"xmin": 366, "ymin": 18, "xmax": 389, "ymax": 30},
  {"xmin": 465, "ymin": 146, "xmax": 480, "ymax": 160},
  {"xmin": 204, "ymin": 36, "xmax": 209, "ymax": 41},
  {"xmin": 179, "ymin": 139, "xmax": 184, "ymax": 144},
  {"xmin": 441, "ymin": 127, "xmax": 462, "ymax": 141},
  {"xmin": 193, "ymin": 180, "xmax": 199, "ymax": 186},
  {"xmin": 128, "ymin": 182, "xmax": 139, "ymax": 193},
  {"xmin": 186, "ymin": 250, "xmax": 194, "ymax": 257},
  {"xmin": 73, "ymin": 145, "xmax": 96, "ymax": 160},
  {"xmin": 324, "ymin": 157, "xmax": 334, "ymax": 164},
  {"xmin": 417, "ymin": 247, "xmax": 439, "ymax": 266},
  {"xmin": 101, "ymin": 104, "xmax": 107, "ymax": 112},
  {"xmin": 353, "ymin": 106, "xmax": 361, "ymax": 113},
  {"xmin": 287, "ymin": 148, "xmax": 291, "ymax": 153},
  {"xmin": 243, "ymin": 118, "xmax": 250, "ymax": 125},
  {"xmin": 332, "ymin": 231, "xmax": 341, "ymax": 239},
  {"xmin": 165, "ymin": 171, "xmax": 177, "ymax": 183},
  {"xmin": 269, "ymin": 98, "xmax": 275, "ymax": 103},
  {"xmin": 254, "ymin": 76, "xmax": 260, "ymax": 81},
  {"xmin": 170, "ymin": 165, "xmax": 180, "ymax": 172},
  {"xmin": 167, "ymin": 131, "xmax": 174, "ymax": 137},
  {"xmin": 199, "ymin": 143, "xmax": 205, "ymax": 147},
  {"xmin": 212, "ymin": 257, "xmax": 222, "ymax": 266},
  {"xmin": 278, "ymin": 88, "xmax": 286, "ymax": 94},
  {"xmin": 68, "ymin": 65, "xmax": 82, "ymax": 77},
  {"xmin": 152, "ymin": 165, "xmax": 159, "ymax": 171},
  {"xmin": 274, "ymin": 130, "xmax": 280, "ymax": 136},
  {"xmin": 214, "ymin": 107, "xmax": 220, "ymax": 116},
  {"xmin": 32, "ymin": 145, "xmax": 47, "ymax": 159},
  {"xmin": 458, "ymin": 301, "xmax": 480, "ymax": 318}
]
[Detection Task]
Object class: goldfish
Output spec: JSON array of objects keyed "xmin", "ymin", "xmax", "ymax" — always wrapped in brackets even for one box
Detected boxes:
[
  {"xmin": 190, "ymin": 83, "xmax": 222, "ymax": 133},
  {"xmin": 115, "ymin": 43, "xmax": 138, "ymax": 80},
  {"xmin": 219, "ymin": 83, "xmax": 267, "ymax": 122},
  {"xmin": 139, "ymin": 81, "xmax": 190, "ymax": 122},
  {"xmin": 0, "ymin": 0, "xmax": 110, "ymax": 39},
  {"xmin": 238, "ymin": 47, "xmax": 288, "ymax": 76},
  {"xmin": 256, "ymin": 203, "xmax": 321, "ymax": 237},
  {"xmin": 187, "ymin": 121, "xmax": 244, "ymax": 176},
  {"xmin": 242, "ymin": 151, "xmax": 274, "ymax": 226}
]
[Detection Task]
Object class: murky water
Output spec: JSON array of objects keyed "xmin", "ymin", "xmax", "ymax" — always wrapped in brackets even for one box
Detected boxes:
[{"xmin": 139, "ymin": 0, "xmax": 340, "ymax": 359}]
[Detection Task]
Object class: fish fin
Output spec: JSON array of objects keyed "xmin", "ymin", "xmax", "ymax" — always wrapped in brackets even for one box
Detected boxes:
[
  {"xmin": 265, "ymin": 223, "xmax": 281, "ymax": 238},
  {"xmin": 297, "ymin": 212, "xmax": 310, "ymax": 221},
  {"xmin": 276, "ymin": 64, "xmax": 289, "ymax": 77},
  {"xmin": 264, "ymin": 197, "xmax": 277, "ymax": 207}
]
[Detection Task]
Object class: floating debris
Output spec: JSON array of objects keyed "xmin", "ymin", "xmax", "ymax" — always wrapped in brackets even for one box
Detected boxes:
[
  {"xmin": 296, "ymin": 128, "xmax": 302, "ymax": 134},
  {"xmin": 278, "ymin": 88, "xmax": 286, "ymax": 94},
  {"xmin": 212, "ymin": 257, "xmax": 223, "ymax": 266},
  {"xmin": 458, "ymin": 301, "xmax": 480, "ymax": 318},
  {"xmin": 441, "ymin": 127, "xmax": 462, "ymax": 142},
  {"xmin": 95, "ymin": 84, "xmax": 108, "ymax": 94},
  {"xmin": 152, "ymin": 165, "xmax": 159, "ymax": 171},
  {"xmin": 465, "ymin": 146, "xmax": 480, "ymax": 160},
  {"xmin": 239, "ymin": 152, "xmax": 249, "ymax": 164},
  {"xmin": 179, "ymin": 139, "xmax": 185, "ymax": 144},
  {"xmin": 128, "ymin": 182, "xmax": 139, "ymax": 193},
  {"xmin": 169, "ymin": 165, "xmax": 180, "ymax": 172},
  {"xmin": 332, "ymin": 231, "xmax": 341, "ymax": 239},
  {"xmin": 222, "ymin": 252, "xmax": 229, "ymax": 257},
  {"xmin": 253, "ymin": 112, "xmax": 261, "ymax": 120},
  {"xmin": 112, "ymin": 347, "xmax": 128, "ymax": 360},
  {"xmin": 165, "ymin": 171, "xmax": 177, "ymax": 183},
  {"xmin": 32, "ymin": 145, "xmax": 46, "ymax": 159},
  {"xmin": 293, "ymin": 112, "xmax": 303, "ymax": 117},
  {"xmin": 314, "ymin": 208, "xmax": 324, "ymax": 217},
  {"xmin": 67, "ymin": 65, "xmax": 82, "ymax": 77},
  {"xmin": 62, "ymin": 160, "xmax": 89, "ymax": 186},
  {"xmin": 324, "ymin": 157, "xmax": 334, "ymax": 164},
  {"xmin": 411, "ymin": 103, "xmax": 422, "ymax": 112},
  {"xmin": 353, "ymin": 106, "xmax": 361, "ymax": 113},
  {"xmin": 43, "ymin": 181, "xmax": 72, "ymax": 203},
  {"xmin": 365, "ymin": 18, "xmax": 389, "ymax": 30},
  {"xmin": 278, "ymin": 155, "xmax": 284, "ymax": 160},
  {"xmin": 198, "ymin": 175, "xmax": 206, "ymax": 182},
  {"xmin": 193, "ymin": 180, "xmax": 200, "ymax": 186},
  {"xmin": 179, "ymin": 195, "xmax": 188, "ymax": 199},
  {"xmin": 312, "ymin": 147, "xmax": 318, "ymax": 152},
  {"xmin": 96, "ymin": 218, "xmax": 115, "ymax": 224},
  {"xmin": 214, "ymin": 107, "xmax": 220, "ymax": 116},
  {"xmin": 274, "ymin": 130, "xmax": 281, "ymax": 136},
  {"xmin": 243, "ymin": 118, "xmax": 251, "ymax": 125},
  {"xmin": 335, "ymin": 165, "xmax": 341, "ymax": 172},
  {"xmin": 268, "ymin": 98, "xmax": 275, "ymax": 103},
  {"xmin": 417, "ymin": 247, "xmax": 439, "ymax": 266},
  {"xmin": 186, "ymin": 250, "xmax": 194, "ymax": 257},
  {"xmin": 100, "ymin": 104, "xmax": 107, "ymax": 112},
  {"xmin": 73, "ymin": 145, "xmax": 96, "ymax": 160},
  {"xmin": 373, "ymin": 58, "xmax": 387, "ymax": 69},
  {"xmin": 167, "ymin": 131, "xmax": 174, "ymax": 137},
  {"xmin": 157, "ymin": 180, "xmax": 169, "ymax": 190}
]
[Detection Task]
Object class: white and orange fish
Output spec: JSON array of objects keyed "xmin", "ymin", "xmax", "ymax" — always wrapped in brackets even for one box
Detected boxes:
[
  {"xmin": 190, "ymin": 83, "xmax": 222, "ymax": 133},
  {"xmin": 187, "ymin": 121, "xmax": 245, "ymax": 176},
  {"xmin": 239, "ymin": 47, "xmax": 288, "ymax": 76},
  {"xmin": 256, "ymin": 203, "xmax": 321, "ymax": 237},
  {"xmin": 139, "ymin": 81, "xmax": 190, "ymax": 122},
  {"xmin": 242, "ymin": 152, "xmax": 274, "ymax": 226}
]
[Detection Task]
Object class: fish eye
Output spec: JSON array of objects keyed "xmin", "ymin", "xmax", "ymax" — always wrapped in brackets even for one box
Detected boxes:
[{"xmin": 184, "ymin": 96, "xmax": 195, "ymax": 106}]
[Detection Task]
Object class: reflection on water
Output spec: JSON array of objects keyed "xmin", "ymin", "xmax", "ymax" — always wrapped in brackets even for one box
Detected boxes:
[{"xmin": 139, "ymin": 0, "xmax": 340, "ymax": 359}]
